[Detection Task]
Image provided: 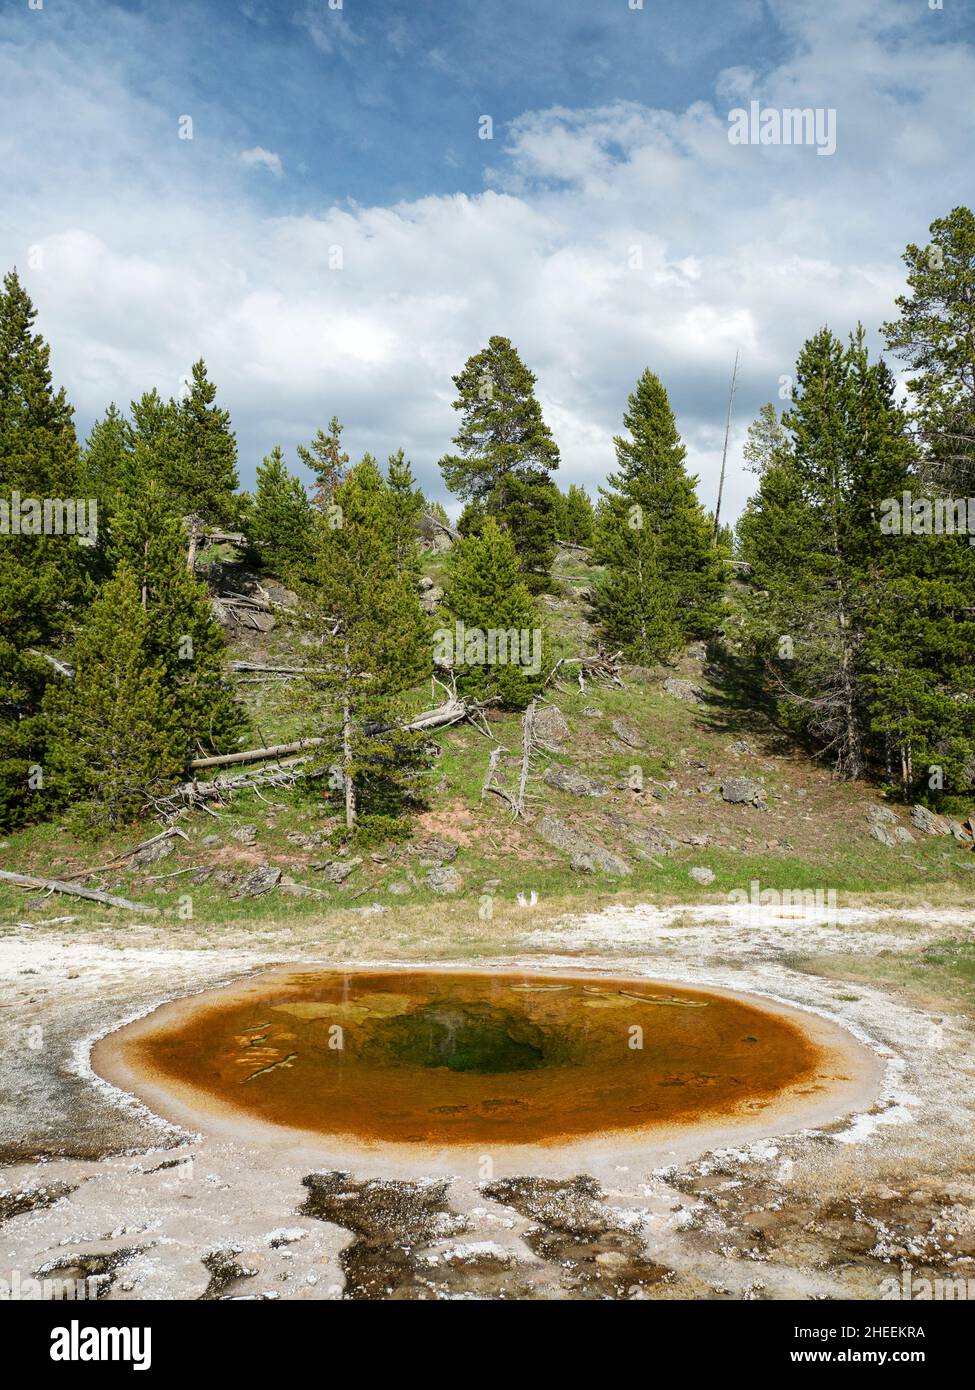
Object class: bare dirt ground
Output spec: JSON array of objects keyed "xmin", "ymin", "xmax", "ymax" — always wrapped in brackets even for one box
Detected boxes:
[{"xmin": 2, "ymin": 901, "xmax": 974, "ymax": 1301}]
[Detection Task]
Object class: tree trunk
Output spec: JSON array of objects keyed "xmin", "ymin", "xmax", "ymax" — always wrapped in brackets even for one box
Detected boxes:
[{"xmin": 342, "ymin": 695, "xmax": 356, "ymax": 831}]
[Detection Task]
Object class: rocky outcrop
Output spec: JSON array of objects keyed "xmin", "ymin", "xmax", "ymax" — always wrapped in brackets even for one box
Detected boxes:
[
  {"xmin": 543, "ymin": 764, "xmax": 609, "ymax": 798},
  {"xmin": 662, "ymin": 678, "xmax": 704, "ymax": 705},
  {"xmin": 411, "ymin": 837, "xmax": 458, "ymax": 866},
  {"xmin": 610, "ymin": 718, "xmax": 644, "ymax": 749},
  {"xmin": 427, "ymin": 866, "xmax": 463, "ymax": 894},
  {"xmin": 236, "ymin": 864, "xmax": 281, "ymax": 897},
  {"xmin": 534, "ymin": 705, "xmax": 570, "ymax": 747},
  {"xmin": 720, "ymin": 777, "xmax": 767, "ymax": 809},
  {"xmin": 535, "ymin": 815, "xmax": 631, "ymax": 876}
]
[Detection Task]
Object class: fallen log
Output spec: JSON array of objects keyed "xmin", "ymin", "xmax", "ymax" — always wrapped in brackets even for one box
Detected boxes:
[
  {"xmin": 188, "ymin": 739, "xmax": 323, "ymax": 771},
  {"xmin": 28, "ymin": 649, "xmax": 76, "ymax": 679},
  {"xmin": 229, "ymin": 662, "xmax": 332, "ymax": 675},
  {"xmin": 161, "ymin": 758, "xmax": 318, "ymax": 811},
  {"xmin": 186, "ymin": 697, "xmax": 488, "ymax": 771},
  {"xmin": 0, "ymin": 870, "xmax": 160, "ymax": 914}
]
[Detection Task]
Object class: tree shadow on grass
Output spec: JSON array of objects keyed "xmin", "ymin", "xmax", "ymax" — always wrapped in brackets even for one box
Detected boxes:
[{"xmin": 694, "ymin": 642, "xmax": 817, "ymax": 763}]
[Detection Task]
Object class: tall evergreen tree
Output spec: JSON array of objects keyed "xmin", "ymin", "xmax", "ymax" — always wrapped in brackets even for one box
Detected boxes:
[
  {"xmin": 108, "ymin": 479, "xmax": 245, "ymax": 756},
  {"xmin": 299, "ymin": 416, "xmax": 349, "ymax": 513},
  {"xmin": 442, "ymin": 517, "xmax": 545, "ymax": 709},
  {"xmin": 557, "ymin": 483, "xmax": 595, "ymax": 547},
  {"xmin": 738, "ymin": 329, "xmax": 924, "ymax": 782},
  {"xmin": 43, "ymin": 562, "xmax": 184, "ymax": 830},
  {"xmin": 439, "ymin": 336, "xmax": 560, "ymax": 588},
  {"xmin": 82, "ymin": 403, "xmax": 129, "ymax": 507},
  {"xmin": 882, "ymin": 206, "xmax": 975, "ymax": 493},
  {"xmin": 596, "ymin": 369, "xmax": 722, "ymax": 659},
  {"xmin": 292, "ymin": 457, "xmax": 431, "ymax": 839},
  {"xmin": 175, "ymin": 358, "xmax": 239, "ymax": 522},
  {"xmin": 251, "ymin": 445, "xmax": 314, "ymax": 577},
  {"xmin": 385, "ymin": 448, "xmax": 424, "ymax": 579},
  {"xmin": 0, "ymin": 269, "xmax": 86, "ymax": 830}
]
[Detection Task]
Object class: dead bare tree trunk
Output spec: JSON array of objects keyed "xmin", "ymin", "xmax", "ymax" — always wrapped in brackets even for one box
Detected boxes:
[
  {"xmin": 342, "ymin": 694, "xmax": 356, "ymax": 831},
  {"xmin": 0, "ymin": 870, "xmax": 160, "ymax": 913},
  {"xmin": 712, "ymin": 349, "xmax": 739, "ymax": 547}
]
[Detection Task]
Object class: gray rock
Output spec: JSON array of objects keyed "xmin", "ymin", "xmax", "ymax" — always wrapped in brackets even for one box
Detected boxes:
[
  {"xmin": 535, "ymin": 814, "xmax": 631, "ymax": 876},
  {"xmin": 263, "ymin": 580, "xmax": 298, "ymax": 609},
  {"xmin": 868, "ymin": 805, "xmax": 898, "ymax": 824},
  {"xmin": 387, "ymin": 881, "xmax": 412, "ymax": 896},
  {"xmin": 685, "ymin": 641, "xmax": 707, "ymax": 661},
  {"xmin": 131, "ymin": 837, "xmax": 175, "ymax": 867},
  {"xmin": 313, "ymin": 857, "xmax": 363, "ymax": 883},
  {"xmin": 727, "ymin": 739, "xmax": 754, "ymax": 757},
  {"xmin": 286, "ymin": 829, "xmax": 328, "ymax": 849},
  {"xmin": 663, "ymin": 677, "xmax": 704, "ymax": 704},
  {"xmin": 607, "ymin": 816, "xmax": 678, "ymax": 858},
  {"xmin": 350, "ymin": 903, "xmax": 386, "ymax": 916},
  {"xmin": 201, "ymin": 834, "xmax": 222, "ymax": 848},
  {"xmin": 543, "ymin": 764, "xmax": 609, "ymax": 797},
  {"xmin": 581, "ymin": 706, "xmax": 603, "ymax": 717},
  {"xmin": 611, "ymin": 718, "xmax": 645, "ymax": 749},
  {"xmin": 420, "ymin": 584, "xmax": 444, "ymax": 615},
  {"xmin": 427, "ymin": 866, "xmax": 463, "ymax": 894},
  {"xmin": 237, "ymin": 864, "xmax": 281, "ymax": 897},
  {"xmin": 949, "ymin": 819, "xmax": 974, "ymax": 843},
  {"xmin": 231, "ymin": 825, "xmax": 258, "ymax": 846},
  {"xmin": 910, "ymin": 805, "xmax": 952, "ymax": 836},
  {"xmin": 893, "ymin": 826, "xmax": 915, "ymax": 843},
  {"xmin": 688, "ymin": 866, "xmax": 715, "ymax": 885},
  {"xmin": 869, "ymin": 822, "xmax": 898, "ymax": 848},
  {"xmin": 721, "ymin": 777, "xmax": 767, "ymax": 809},
  {"xmin": 411, "ymin": 836, "xmax": 458, "ymax": 866},
  {"xmin": 417, "ymin": 575, "xmax": 435, "ymax": 591},
  {"xmin": 534, "ymin": 705, "xmax": 570, "ymax": 747}
]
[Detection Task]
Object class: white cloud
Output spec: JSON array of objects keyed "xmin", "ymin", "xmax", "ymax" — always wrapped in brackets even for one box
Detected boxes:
[
  {"xmin": 240, "ymin": 146, "xmax": 284, "ymax": 176},
  {"xmin": 3, "ymin": 1, "xmax": 973, "ymax": 524}
]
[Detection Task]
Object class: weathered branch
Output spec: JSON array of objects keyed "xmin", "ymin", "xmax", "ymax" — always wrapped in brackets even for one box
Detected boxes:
[{"xmin": 0, "ymin": 870, "xmax": 160, "ymax": 914}]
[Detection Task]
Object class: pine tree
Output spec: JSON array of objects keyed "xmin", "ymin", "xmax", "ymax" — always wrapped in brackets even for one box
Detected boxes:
[
  {"xmin": 558, "ymin": 483, "xmax": 595, "ymax": 547},
  {"xmin": 500, "ymin": 470, "xmax": 558, "ymax": 592},
  {"xmin": 738, "ymin": 329, "xmax": 924, "ymax": 782},
  {"xmin": 595, "ymin": 516, "xmax": 682, "ymax": 663},
  {"xmin": 251, "ymin": 446, "xmax": 314, "ymax": 578},
  {"xmin": 439, "ymin": 336, "xmax": 560, "ymax": 587},
  {"xmin": 123, "ymin": 389, "xmax": 182, "ymax": 506},
  {"xmin": 82, "ymin": 404, "xmax": 129, "ymax": 507},
  {"xmin": 292, "ymin": 457, "xmax": 431, "ymax": 840},
  {"xmin": 385, "ymin": 448, "xmax": 424, "ymax": 579},
  {"xmin": 597, "ymin": 369, "xmax": 723, "ymax": 658},
  {"xmin": 299, "ymin": 416, "xmax": 349, "ymax": 513},
  {"xmin": 175, "ymin": 359, "xmax": 239, "ymax": 522},
  {"xmin": 882, "ymin": 206, "xmax": 975, "ymax": 493},
  {"xmin": 108, "ymin": 479, "xmax": 245, "ymax": 757},
  {"xmin": 0, "ymin": 269, "xmax": 86, "ymax": 830},
  {"xmin": 457, "ymin": 499, "xmax": 487, "ymax": 538},
  {"xmin": 43, "ymin": 563, "xmax": 184, "ymax": 831},
  {"xmin": 441, "ymin": 517, "xmax": 545, "ymax": 709}
]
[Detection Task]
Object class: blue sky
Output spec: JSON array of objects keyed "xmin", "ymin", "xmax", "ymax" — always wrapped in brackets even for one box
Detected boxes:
[{"xmin": 3, "ymin": 0, "xmax": 974, "ymax": 518}]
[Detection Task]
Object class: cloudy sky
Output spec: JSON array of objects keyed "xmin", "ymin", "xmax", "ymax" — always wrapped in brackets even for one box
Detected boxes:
[{"xmin": 3, "ymin": 0, "xmax": 973, "ymax": 519}]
